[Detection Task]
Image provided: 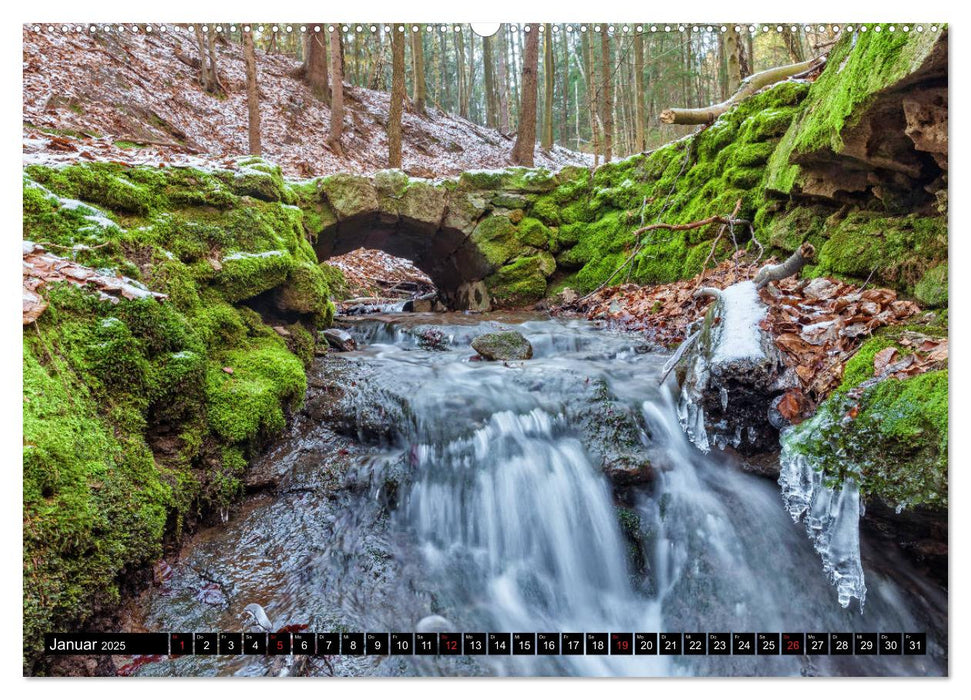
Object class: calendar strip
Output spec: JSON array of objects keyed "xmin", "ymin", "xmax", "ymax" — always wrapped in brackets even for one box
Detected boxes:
[{"xmin": 44, "ymin": 632, "xmax": 926, "ymax": 656}]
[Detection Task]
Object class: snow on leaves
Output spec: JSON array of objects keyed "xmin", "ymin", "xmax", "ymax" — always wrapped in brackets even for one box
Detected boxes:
[
  {"xmin": 561, "ymin": 258, "xmax": 932, "ymax": 414},
  {"xmin": 22, "ymin": 241, "xmax": 166, "ymax": 324}
]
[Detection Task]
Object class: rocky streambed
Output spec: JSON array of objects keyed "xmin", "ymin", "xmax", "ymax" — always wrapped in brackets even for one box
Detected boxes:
[{"xmin": 121, "ymin": 313, "xmax": 946, "ymax": 677}]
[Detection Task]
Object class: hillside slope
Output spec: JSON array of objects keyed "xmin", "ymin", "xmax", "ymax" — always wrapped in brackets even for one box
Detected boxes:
[{"xmin": 23, "ymin": 25, "xmax": 589, "ymax": 177}]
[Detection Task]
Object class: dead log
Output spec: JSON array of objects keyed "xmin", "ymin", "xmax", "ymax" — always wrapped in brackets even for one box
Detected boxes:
[
  {"xmin": 668, "ymin": 246, "xmax": 816, "ymax": 454},
  {"xmin": 660, "ymin": 56, "xmax": 824, "ymax": 125}
]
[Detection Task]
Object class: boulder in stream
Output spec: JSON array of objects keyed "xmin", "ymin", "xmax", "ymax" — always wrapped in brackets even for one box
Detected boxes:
[
  {"xmin": 471, "ymin": 331, "xmax": 533, "ymax": 361},
  {"xmin": 322, "ymin": 328, "xmax": 357, "ymax": 352}
]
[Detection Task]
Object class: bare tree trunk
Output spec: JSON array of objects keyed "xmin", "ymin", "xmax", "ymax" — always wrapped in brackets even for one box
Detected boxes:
[
  {"xmin": 561, "ymin": 27, "xmax": 570, "ymax": 147},
  {"xmin": 306, "ymin": 29, "xmax": 331, "ymax": 101},
  {"xmin": 205, "ymin": 26, "xmax": 224, "ymax": 94},
  {"xmin": 242, "ymin": 29, "xmax": 261, "ymax": 155},
  {"xmin": 511, "ymin": 24, "xmax": 540, "ymax": 167},
  {"xmin": 367, "ymin": 27, "xmax": 384, "ymax": 90},
  {"xmin": 411, "ymin": 27, "xmax": 427, "ymax": 116},
  {"xmin": 439, "ymin": 30, "xmax": 451, "ymax": 113},
  {"xmin": 194, "ymin": 25, "xmax": 213, "ymax": 91},
  {"xmin": 327, "ymin": 29, "xmax": 344, "ymax": 156},
  {"xmin": 542, "ymin": 25, "xmax": 554, "ymax": 150},
  {"xmin": 389, "ymin": 25, "xmax": 406, "ymax": 168},
  {"xmin": 781, "ymin": 27, "xmax": 805, "ymax": 63},
  {"xmin": 725, "ymin": 28, "xmax": 742, "ymax": 94},
  {"xmin": 483, "ymin": 34, "xmax": 497, "ymax": 128},
  {"xmin": 582, "ymin": 29, "xmax": 600, "ymax": 166},
  {"xmin": 717, "ymin": 31, "xmax": 729, "ymax": 100},
  {"xmin": 455, "ymin": 29, "xmax": 467, "ymax": 118},
  {"xmin": 496, "ymin": 27, "xmax": 511, "ymax": 133},
  {"xmin": 744, "ymin": 32, "xmax": 754, "ymax": 77},
  {"xmin": 634, "ymin": 31, "xmax": 646, "ymax": 152},
  {"xmin": 600, "ymin": 25, "xmax": 613, "ymax": 162}
]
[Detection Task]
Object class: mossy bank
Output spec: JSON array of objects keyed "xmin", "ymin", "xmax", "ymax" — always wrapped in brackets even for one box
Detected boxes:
[{"xmin": 23, "ymin": 158, "xmax": 341, "ymax": 672}]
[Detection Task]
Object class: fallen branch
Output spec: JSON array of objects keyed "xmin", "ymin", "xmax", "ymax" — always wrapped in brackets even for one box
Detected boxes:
[
  {"xmin": 693, "ymin": 287, "xmax": 724, "ymax": 301},
  {"xmin": 753, "ymin": 242, "xmax": 816, "ymax": 288},
  {"xmin": 633, "ymin": 214, "xmax": 752, "ymax": 235},
  {"xmin": 659, "ymin": 56, "xmax": 824, "ymax": 125}
]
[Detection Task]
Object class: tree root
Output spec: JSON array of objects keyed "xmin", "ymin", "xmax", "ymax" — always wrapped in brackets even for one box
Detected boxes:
[{"xmin": 753, "ymin": 242, "xmax": 816, "ymax": 288}]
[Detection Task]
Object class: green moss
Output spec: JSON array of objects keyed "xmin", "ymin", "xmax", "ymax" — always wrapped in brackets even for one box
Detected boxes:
[
  {"xmin": 837, "ymin": 336, "xmax": 904, "ymax": 392},
  {"xmin": 767, "ymin": 27, "xmax": 943, "ymax": 193},
  {"xmin": 205, "ymin": 338, "xmax": 306, "ymax": 444},
  {"xmin": 914, "ymin": 263, "xmax": 948, "ymax": 308},
  {"xmin": 470, "ymin": 214, "xmax": 524, "ymax": 267},
  {"xmin": 274, "ymin": 261, "xmax": 331, "ymax": 320},
  {"xmin": 515, "ymin": 217, "xmax": 553, "ymax": 248},
  {"xmin": 485, "ymin": 255, "xmax": 550, "ymax": 306},
  {"xmin": 817, "ymin": 212, "xmax": 947, "ymax": 293},
  {"xmin": 786, "ymin": 369, "xmax": 948, "ymax": 510},
  {"xmin": 216, "ymin": 159, "xmax": 294, "ymax": 203},
  {"xmin": 217, "ymin": 251, "xmax": 295, "ymax": 302}
]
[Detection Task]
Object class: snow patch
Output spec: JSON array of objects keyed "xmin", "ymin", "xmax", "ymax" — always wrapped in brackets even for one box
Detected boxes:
[{"xmin": 711, "ymin": 281, "xmax": 766, "ymax": 363}]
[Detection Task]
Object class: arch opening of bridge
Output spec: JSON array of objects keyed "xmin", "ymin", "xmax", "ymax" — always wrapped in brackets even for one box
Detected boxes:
[{"xmin": 313, "ymin": 212, "xmax": 493, "ymax": 311}]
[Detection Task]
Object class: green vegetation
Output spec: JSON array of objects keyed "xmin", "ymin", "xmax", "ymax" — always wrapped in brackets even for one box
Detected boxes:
[
  {"xmin": 784, "ymin": 329, "xmax": 948, "ymax": 511},
  {"xmin": 22, "ymin": 160, "xmax": 339, "ymax": 669}
]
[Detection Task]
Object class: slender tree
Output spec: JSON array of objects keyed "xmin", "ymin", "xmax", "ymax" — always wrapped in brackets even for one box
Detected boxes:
[
  {"xmin": 582, "ymin": 29, "xmax": 601, "ymax": 165},
  {"xmin": 389, "ymin": 25, "xmax": 406, "ymax": 167},
  {"xmin": 411, "ymin": 27, "xmax": 428, "ymax": 115},
  {"xmin": 541, "ymin": 25, "xmax": 554, "ymax": 150},
  {"xmin": 242, "ymin": 28, "xmax": 261, "ymax": 155},
  {"xmin": 600, "ymin": 25, "xmax": 614, "ymax": 162},
  {"xmin": 305, "ymin": 28, "xmax": 330, "ymax": 101},
  {"xmin": 456, "ymin": 29, "xmax": 469, "ymax": 118},
  {"xmin": 725, "ymin": 27, "xmax": 743, "ymax": 93},
  {"xmin": 327, "ymin": 28, "xmax": 344, "ymax": 155},
  {"xmin": 511, "ymin": 24, "xmax": 540, "ymax": 166},
  {"xmin": 496, "ymin": 27, "xmax": 511, "ymax": 133},
  {"xmin": 781, "ymin": 27, "xmax": 805, "ymax": 63},
  {"xmin": 634, "ymin": 30, "xmax": 646, "ymax": 152},
  {"xmin": 483, "ymin": 33, "xmax": 498, "ymax": 128}
]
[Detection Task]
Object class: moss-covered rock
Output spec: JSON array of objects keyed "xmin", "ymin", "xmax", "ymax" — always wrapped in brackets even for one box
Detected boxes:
[
  {"xmin": 470, "ymin": 214, "xmax": 524, "ymax": 267},
  {"xmin": 485, "ymin": 255, "xmax": 550, "ymax": 306},
  {"xmin": 784, "ymin": 369, "xmax": 947, "ymax": 511},
  {"xmin": 274, "ymin": 261, "xmax": 333, "ymax": 320},
  {"xmin": 320, "ymin": 172, "xmax": 379, "ymax": 219},
  {"xmin": 22, "ymin": 161, "xmax": 340, "ymax": 669}
]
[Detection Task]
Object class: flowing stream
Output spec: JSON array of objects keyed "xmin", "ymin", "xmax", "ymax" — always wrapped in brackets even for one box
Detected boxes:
[{"xmin": 130, "ymin": 313, "xmax": 946, "ymax": 677}]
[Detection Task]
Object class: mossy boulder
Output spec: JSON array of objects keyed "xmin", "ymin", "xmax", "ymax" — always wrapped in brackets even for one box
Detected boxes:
[
  {"xmin": 320, "ymin": 172, "xmax": 379, "ymax": 220},
  {"xmin": 470, "ymin": 214, "xmax": 524, "ymax": 267},
  {"xmin": 471, "ymin": 331, "xmax": 534, "ymax": 361},
  {"xmin": 217, "ymin": 250, "xmax": 295, "ymax": 302},
  {"xmin": 274, "ymin": 261, "xmax": 333, "ymax": 320},
  {"xmin": 486, "ymin": 254, "xmax": 552, "ymax": 306},
  {"xmin": 784, "ymin": 367, "xmax": 947, "ymax": 511}
]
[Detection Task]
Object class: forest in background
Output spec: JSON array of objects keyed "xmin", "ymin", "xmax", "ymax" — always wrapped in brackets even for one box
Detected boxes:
[{"xmin": 238, "ymin": 22, "xmax": 836, "ymax": 161}]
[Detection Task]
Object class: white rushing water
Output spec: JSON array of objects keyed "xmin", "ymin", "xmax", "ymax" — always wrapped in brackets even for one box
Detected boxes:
[{"xmin": 134, "ymin": 316, "xmax": 944, "ymax": 677}]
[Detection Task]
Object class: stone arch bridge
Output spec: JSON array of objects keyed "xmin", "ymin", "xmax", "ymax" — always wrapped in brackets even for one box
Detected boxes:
[{"xmin": 309, "ymin": 167, "xmax": 584, "ymax": 310}]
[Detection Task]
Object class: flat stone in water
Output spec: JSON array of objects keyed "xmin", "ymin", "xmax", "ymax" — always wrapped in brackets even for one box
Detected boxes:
[{"xmin": 470, "ymin": 331, "xmax": 533, "ymax": 361}]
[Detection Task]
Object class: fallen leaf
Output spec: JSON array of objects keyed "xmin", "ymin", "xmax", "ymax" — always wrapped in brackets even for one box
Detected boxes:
[{"xmin": 873, "ymin": 346, "xmax": 898, "ymax": 375}]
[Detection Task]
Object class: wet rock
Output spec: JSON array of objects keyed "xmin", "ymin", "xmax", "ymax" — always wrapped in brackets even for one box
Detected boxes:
[
  {"xmin": 603, "ymin": 455, "xmax": 654, "ymax": 486},
  {"xmin": 471, "ymin": 331, "xmax": 533, "ymax": 361},
  {"xmin": 409, "ymin": 326, "xmax": 450, "ymax": 351},
  {"xmin": 552, "ymin": 287, "xmax": 579, "ymax": 306},
  {"xmin": 321, "ymin": 328, "xmax": 357, "ymax": 352}
]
